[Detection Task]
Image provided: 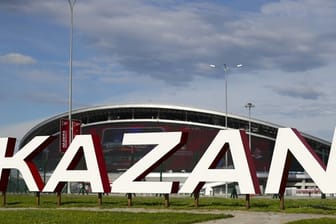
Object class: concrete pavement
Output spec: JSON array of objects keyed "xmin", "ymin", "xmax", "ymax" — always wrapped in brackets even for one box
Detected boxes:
[{"xmin": 198, "ymin": 210, "xmax": 335, "ymax": 224}]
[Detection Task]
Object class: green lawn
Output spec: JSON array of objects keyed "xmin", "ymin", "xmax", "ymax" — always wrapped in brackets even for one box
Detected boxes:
[
  {"xmin": 3, "ymin": 194, "xmax": 336, "ymax": 214},
  {"xmin": 0, "ymin": 194, "xmax": 233, "ymax": 224},
  {"xmin": 287, "ymin": 218, "xmax": 336, "ymax": 224},
  {"xmin": 2, "ymin": 194, "xmax": 336, "ymax": 223},
  {"xmin": 0, "ymin": 209, "xmax": 231, "ymax": 224}
]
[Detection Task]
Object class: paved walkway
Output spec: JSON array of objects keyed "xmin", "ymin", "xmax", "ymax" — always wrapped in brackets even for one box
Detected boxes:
[{"xmin": 199, "ymin": 210, "xmax": 335, "ymax": 224}]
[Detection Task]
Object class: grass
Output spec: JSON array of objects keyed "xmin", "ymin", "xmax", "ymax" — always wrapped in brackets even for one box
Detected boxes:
[
  {"xmin": 0, "ymin": 194, "xmax": 234, "ymax": 224},
  {"xmin": 249, "ymin": 197, "xmax": 336, "ymax": 214},
  {"xmin": 2, "ymin": 194, "xmax": 336, "ymax": 223},
  {"xmin": 287, "ymin": 218, "xmax": 336, "ymax": 224},
  {"xmin": 3, "ymin": 194, "xmax": 336, "ymax": 214},
  {"xmin": 0, "ymin": 209, "xmax": 231, "ymax": 224}
]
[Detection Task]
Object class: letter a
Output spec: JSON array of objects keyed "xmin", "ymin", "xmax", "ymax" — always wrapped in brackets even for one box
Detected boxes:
[
  {"xmin": 179, "ymin": 130, "xmax": 260, "ymax": 194},
  {"xmin": 43, "ymin": 135, "xmax": 110, "ymax": 193}
]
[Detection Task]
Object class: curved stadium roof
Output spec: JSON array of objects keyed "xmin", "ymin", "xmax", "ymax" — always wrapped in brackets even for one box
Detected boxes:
[{"xmin": 20, "ymin": 104, "xmax": 330, "ymax": 153}]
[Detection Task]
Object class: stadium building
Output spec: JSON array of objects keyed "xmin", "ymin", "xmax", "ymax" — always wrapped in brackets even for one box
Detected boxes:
[{"xmin": 18, "ymin": 104, "xmax": 331, "ymax": 196}]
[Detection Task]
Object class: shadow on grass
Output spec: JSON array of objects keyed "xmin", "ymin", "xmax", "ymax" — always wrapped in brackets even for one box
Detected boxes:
[
  {"xmin": 311, "ymin": 205, "xmax": 336, "ymax": 211},
  {"xmin": 3, "ymin": 202, "xmax": 21, "ymax": 206}
]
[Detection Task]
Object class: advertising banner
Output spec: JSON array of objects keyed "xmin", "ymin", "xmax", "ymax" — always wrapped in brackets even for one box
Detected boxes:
[{"xmin": 60, "ymin": 119, "xmax": 81, "ymax": 152}]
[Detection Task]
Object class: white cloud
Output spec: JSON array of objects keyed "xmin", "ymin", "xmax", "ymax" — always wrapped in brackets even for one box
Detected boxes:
[
  {"xmin": 0, "ymin": 53, "xmax": 37, "ymax": 65},
  {"xmin": 75, "ymin": 0, "xmax": 336, "ymax": 81},
  {"xmin": 3, "ymin": 0, "xmax": 336, "ymax": 81},
  {"xmin": 1, "ymin": 0, "xmax": 336, "ymax": 141}
]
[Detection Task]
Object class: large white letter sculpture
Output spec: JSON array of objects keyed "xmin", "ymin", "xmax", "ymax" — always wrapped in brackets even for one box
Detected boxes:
[
  {"xmin": 266, "ymin": 128, "xmax": 336, "ymax": 194},
  {"xmin": 0, "ymin": 136, "xmax": 54, "ymax": 192},
  {"xmin": 43, "ymin": 135, "xmax": 110, "ymax": 193},
  {"xmin": 111, "ymin": 132, "xmax": 187, "ymax": 194},
  {"xmin": 179, "ymin": 130, "xmax": 260, "ymax": 194}
]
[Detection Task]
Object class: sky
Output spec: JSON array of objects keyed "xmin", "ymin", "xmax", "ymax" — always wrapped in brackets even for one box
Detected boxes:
[{"xmin": 0, "ymin": 0, "xmax": 336, "ymax": 143}]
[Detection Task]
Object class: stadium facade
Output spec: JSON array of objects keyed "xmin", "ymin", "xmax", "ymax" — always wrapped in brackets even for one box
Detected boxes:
[{"xmin": 19, "ymin": 104, "xmax": 331, "ymax": 195}]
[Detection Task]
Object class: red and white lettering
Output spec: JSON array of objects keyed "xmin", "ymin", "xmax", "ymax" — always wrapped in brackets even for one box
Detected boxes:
[
  {"xmin": 111, "ymin": 132, "xmax": 187, "ymax": 194},
  {"xmin": 43, "ymin": 135, "xmax": 110, "ymax": 193},
  {"xmin": 179, "ymin": 130, "xmax": 260, "ymax": 194},
  {"xmin": 265, "ymin": 128, "xmax": 336, "ymax": 194},
  {"xmin": 1, "ymin": 127, "xmax": 336, "ymax": 195},
  {"xmin": 0, "ymin": 136, "xmax": 54, "ymax": 192}
]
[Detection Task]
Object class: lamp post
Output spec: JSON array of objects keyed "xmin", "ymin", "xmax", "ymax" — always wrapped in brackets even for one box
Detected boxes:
[
  {"xmin": 68, "ymin": 0, "xmax": 76, "ymax": 143},
  {"xmin": 209, "ymin": 64, "xmax": 242, "ymax": 127},
  {"xmin": 210, "ymin": 63, "xmax": 242, "ymax": 197},
  {"xmin": 67, "ymin": 0, "xmax": 76, "ymax": 195},
  {"xmin": 244, "ymin": 102, "xmax": 255, "ymax": 149},
  {"xmin": 244, "ymin": 102, "xmax": 255, "ymax": 208}
]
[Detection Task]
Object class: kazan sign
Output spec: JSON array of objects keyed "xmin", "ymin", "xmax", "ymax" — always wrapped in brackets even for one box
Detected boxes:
[{"xmin": 0, "ymin": 128, "xmax": 335, "ymax": 195}]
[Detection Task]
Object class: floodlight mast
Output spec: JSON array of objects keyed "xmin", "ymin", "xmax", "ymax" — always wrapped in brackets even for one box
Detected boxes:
[
  {"xmin": 67, "ymin": 0, "xmax": 76, "ymax": 194},
  {"xmin": 209, "ymin": 63, "xmax": 242, "ymax": 127},
  {"xmin": 245, "ymin": 102, "xmax": 255, "ymax": 149},
  {"xmin": 244, "ymin": 102, "xmax": 255, "ymax": 209},
  {"xmin": 209, "ymin": 63, "xmax": 242, "ymax": 198}
]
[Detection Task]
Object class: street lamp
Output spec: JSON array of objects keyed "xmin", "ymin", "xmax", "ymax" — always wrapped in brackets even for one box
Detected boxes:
[
  {"xmin": 244, "ymin": 102, "xmax": 255, "ymax": 149},
  {"xmin": 210, "ymin": 63, "xmax": 242, "ymax": 197},
  {"xmin": 244, "ymin": 102, "xmax": 254, "ymax": 208},
  {"xmin": 67, "ymin": 0, "xmax": 76, "ymax": 194},
  {"xmin": 209, "ymin": 64, "xmax": 242, "ymax": 127},
  {"xmin": 68, "ymin": 0, "xmax": 76, "ymax": 143}
]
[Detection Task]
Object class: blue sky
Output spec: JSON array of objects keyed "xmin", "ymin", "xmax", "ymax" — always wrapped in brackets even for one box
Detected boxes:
[{"xmin": 1, "ymin": 0, "xmax": 336, "ymax": 142}]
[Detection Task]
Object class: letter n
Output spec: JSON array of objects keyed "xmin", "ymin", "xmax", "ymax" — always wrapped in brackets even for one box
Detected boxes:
[
  {"xmin": 265, "ymin": 128, "xmax": 336, "ymax": 194},
  {"xmin": 43, "ymin": 135, "xmax": 110, "ymax": 193},
  {"xmin": 179, "ymin": 130, "xmax": 260, "ymax": 194}
]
